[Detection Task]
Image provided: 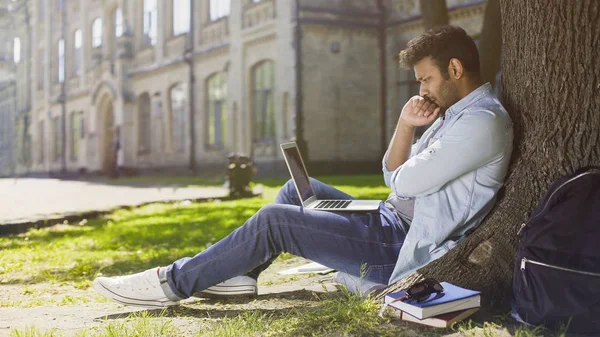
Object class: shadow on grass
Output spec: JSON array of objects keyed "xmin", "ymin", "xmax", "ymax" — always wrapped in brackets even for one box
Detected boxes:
[{"xmin": 96, "ymin": 289, "xmax": 331, "ymax": 322}]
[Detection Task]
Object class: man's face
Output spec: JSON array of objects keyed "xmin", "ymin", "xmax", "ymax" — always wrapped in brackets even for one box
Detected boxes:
[{"xmin": 413, "ymin": 57, "xmax": 460, "ymax": 112}]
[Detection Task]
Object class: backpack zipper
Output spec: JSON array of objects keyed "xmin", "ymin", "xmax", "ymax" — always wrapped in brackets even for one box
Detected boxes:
[
  {"xmin": 521, "ymin": 258, "xmax": 600, "ymax": 277},
  {"xmin": 517, "ymin": 170, "xmax": 600, "ymax": 237},
  {"xmin": 516, "ymin": 223, "xmax": 526, "ymax": 236}
]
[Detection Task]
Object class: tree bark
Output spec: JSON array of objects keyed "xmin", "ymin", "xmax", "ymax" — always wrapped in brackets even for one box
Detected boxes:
[
  {"xmin": 478, "ymin": 0, "xmax": 502, "ymax": 87},
  {"xmin": 419, "ymin": 0, "xmax": 449, "ymax": 30},
  {"xmin": 380, "ymin": 0, "xmax": 600, "ymax": 308}
]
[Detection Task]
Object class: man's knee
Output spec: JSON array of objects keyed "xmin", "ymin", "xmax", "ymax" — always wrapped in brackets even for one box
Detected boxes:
[
  {"xmin": 255, "ymin": 204, "xmax": 296, "ymax": 224},
  {"xmin": 283, "ymin": 179, "xmax": 295, "ymax": 190}
]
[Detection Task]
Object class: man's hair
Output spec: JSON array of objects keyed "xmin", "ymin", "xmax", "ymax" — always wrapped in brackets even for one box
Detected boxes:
[{"xmin": 398, "ymin": 25, "xmax": 480, "ymax": 78}]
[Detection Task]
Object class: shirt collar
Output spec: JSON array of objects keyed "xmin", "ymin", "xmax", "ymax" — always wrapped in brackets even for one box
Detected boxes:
[{"xmin": 444, "ymin": 82, "xmax": 492, "ymax": 120}]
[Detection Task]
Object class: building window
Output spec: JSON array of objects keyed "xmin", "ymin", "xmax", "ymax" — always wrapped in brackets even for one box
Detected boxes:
[
  {"xmin": 80, "ymin": 111, "xmax": 85, "ymax": 138},
  {"xmin": 143, "ymin": 0, "xmax": 158, "ymax": 46},
  {"xmin": 73, "ymin": 29, "xmax": 82, "ymax": 76},
  {"xmin": 207, "ymin": 73, "xmax": 227, "ymax": 147},
  {"xmin": 58, "ymin": 39, "xmax": 65, "ymax": 83},
  {"xmin": 53, "ymin": 116, "xmax": 63, "ymax": 161},
  {"xmin": 210, "ymin": 0, "xmax": 230, "ymax": 21},
  {"xmin": 137, "ymin": 93, "xmax": 151, "ymax": 153},
  {"xmin": 92, "ymin": 18, "xmax": 103, "ymax": 48},
  {"xmin": 252, "ymin": 61, "xmax": 275, "ymax": 141},
  {"xmin": 173, "ymin": 0, "xmax": 190, "ymax": 36},
  {"xmin": 13, "ymin": 37, "xmax": 21, "ymax": 63},
  {"xmin": 115, "ymin": 8, "xmax": 124, "ymax": 38},
  {"xmin": 169, "ymin": 83, "xmax": 187, "ymax": 152},
  {"xmin": 38, "ymin": 120, "xmax": 44, "ymax": 164},
  {"xmin": 70, "ymin": 112, "xmax": 79, "ymax": 161}
]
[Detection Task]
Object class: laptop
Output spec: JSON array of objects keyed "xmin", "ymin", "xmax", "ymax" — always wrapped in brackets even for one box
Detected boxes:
[{"xmin": 280, "ymin": 142, "xmax": 381, "ymax": 211}]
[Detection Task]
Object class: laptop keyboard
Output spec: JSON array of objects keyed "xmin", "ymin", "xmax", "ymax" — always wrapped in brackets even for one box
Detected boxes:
[{"xmin": 314, "ymin": 200, "xmax": 352, "ymax": 209}]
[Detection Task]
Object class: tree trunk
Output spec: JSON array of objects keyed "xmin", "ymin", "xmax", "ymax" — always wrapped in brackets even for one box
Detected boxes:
[
  {"xmin": 419, "ymin": 0, "xmax": 449, "ymax": 30},
  {"xmin": 380, "ymin": 0, "xmax": 600, "ymax": 308},
  {"xmin": 478, "ymin": 0, "xmax": 502, "ymax": 87}
]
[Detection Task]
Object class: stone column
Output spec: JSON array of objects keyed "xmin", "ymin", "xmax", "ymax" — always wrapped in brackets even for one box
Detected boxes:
[
  {"xmin": 156, "ymin": 0, "xmax": 166, "ymax": 63},
  {"xmin": 275, "ymin": 0, "xmax": 296, "ymax": 150},
  {"xmin": 116, "ymin": 0, "xmax": 135, "ymax": 170},
  {"xmin": 228, "ymin": 0, "xmax": 246, "ymax": 155}
]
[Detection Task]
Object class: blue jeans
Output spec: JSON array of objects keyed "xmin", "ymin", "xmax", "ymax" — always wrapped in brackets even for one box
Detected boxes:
[{"xmin": 160, "ymin": 178, "xmax": 407, "ymax": 300}]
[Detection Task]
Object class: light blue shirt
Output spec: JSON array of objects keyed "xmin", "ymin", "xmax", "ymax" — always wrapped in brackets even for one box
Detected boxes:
[{"xmin": 383, "ymin": 83, "xmax": 513, "ymax": 284}]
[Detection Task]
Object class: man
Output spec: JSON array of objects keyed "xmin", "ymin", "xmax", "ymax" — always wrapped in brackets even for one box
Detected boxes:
[{"xmin": 93, "ymin": 25, "xmax": 513, "ymax": 307}]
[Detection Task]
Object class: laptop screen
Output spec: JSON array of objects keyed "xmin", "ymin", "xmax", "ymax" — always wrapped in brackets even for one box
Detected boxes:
[{"xmin": 282, "ymin": 144, "xmax": 315, "ymax": 202}]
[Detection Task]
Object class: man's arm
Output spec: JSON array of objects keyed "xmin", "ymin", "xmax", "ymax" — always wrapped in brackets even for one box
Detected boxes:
[
  {"xmin": 386, "ymin": 96, "xmax": 440, "ymax": 171},
  {"xmin": 385, "ymin": 121, "xmax": 415, "ymax": 171},
  {"xmin": 390, "ymin": 112, "xmax": 508, "ymax": 197}
]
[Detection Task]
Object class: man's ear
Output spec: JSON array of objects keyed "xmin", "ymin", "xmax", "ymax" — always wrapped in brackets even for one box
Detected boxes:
[{"xmin": 448, "ymin": 58, "xmax": 464, "ymax": 79}]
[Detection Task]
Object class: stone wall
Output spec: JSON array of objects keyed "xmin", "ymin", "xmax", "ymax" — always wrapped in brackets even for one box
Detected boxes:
[{"xmin": 301, "ymin": 24, "xmax": 382, "ymax": 163}]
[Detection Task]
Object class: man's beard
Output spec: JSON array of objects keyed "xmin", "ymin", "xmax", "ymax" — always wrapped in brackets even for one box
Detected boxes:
[{"xmin": 435, "ymin": 80, "xmax": 460, "ymax": 116}]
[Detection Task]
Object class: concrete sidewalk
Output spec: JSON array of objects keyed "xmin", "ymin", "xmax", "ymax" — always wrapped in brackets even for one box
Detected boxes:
[{"xmin": 0, "ymin": 178, "xmax": 232, "ymax": 234}]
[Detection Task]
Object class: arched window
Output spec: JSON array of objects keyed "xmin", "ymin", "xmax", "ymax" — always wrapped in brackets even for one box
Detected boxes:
[
  {"xmin": 92, "ymin": 18, "xmax": 103, "ymax": 48},
  {"xmin": 206, "ymin": 73, "xmax": 227, "ymax": 147},
  {"xmin": 252, "ymin": 61, "xmax": 275, "ymax": 141},
  {"xmin": 115, "ymin": 8, "xmax": 123, "ymax": 38},
  {"xmin": 143, "ymin": 0, "xmax": 158, "ymax": 46},
  {"xmin": 173, "ymin": 0, "xmax": 190, "ymax": 35},
  {"xmin": 209, "ymin": 0, "xmax": 230, "ymax": 21},
  {"xmin": 169, "ymin": 83, "xmax": 187, "ymax": 152},
  {"xmin": 137, "ymin": 93, "xmax": 152, "ymax": 153},
  {"xmin": 73, "ymin": 29, "xmax": 82, "ymax": 76},
  {"xmin": 58, "ymin": 39, "xmax": 65, "ymax": 83},
  {"xmin": 13, "ymin": 37, "xmax": 20, "ymax": 63}
]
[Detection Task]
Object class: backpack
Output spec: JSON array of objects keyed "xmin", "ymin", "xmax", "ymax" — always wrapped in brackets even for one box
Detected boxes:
[{"xmin": 512, "ymin": 166, "xmax": 600, "ymax": 334}]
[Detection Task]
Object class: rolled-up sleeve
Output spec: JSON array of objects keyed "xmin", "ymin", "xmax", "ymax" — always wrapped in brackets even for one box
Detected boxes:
[
  {"xmin": 388, "ymin": 112, "xmax": 507, "ymax": 197},
  {"xmin": 382, "ymin": 143, "xmax": 419, "ymax": 188}
]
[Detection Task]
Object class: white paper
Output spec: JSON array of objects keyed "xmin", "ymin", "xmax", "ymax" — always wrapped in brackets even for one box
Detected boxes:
[{"xmin": 277, "ymin": 262, "xmax": 335, "ymax": 275}]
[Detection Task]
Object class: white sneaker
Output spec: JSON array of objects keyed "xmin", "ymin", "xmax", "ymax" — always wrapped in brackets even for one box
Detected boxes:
[
  {"xmin": 199, "ymin": 276, "xmax": 258, "ymax": 298},
  {"xmin": 93, "ymin": 268, "xmax": 180, "ymax": 308}
]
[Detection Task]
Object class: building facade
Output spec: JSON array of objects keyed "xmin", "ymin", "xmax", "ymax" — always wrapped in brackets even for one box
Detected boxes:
[
  {"xmin": 3, "ymin": 0, "xmax": 487, "ymax": 177},
  {"xmin": 0, "ymin": 0, "xmax": 31, "ymax": 177}
]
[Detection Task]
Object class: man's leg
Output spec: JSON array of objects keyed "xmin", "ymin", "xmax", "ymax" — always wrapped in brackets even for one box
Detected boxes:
[
  {"xmin": 160, "ymin": 199, "xmax": 405, "ymax": 300},
  {"xmin": 93, "ymin": 180, "xmax": 406, "ymax": 306},
  {"xmin": 244, "ymin": 178, "xmax": 355, "ymax": 279}
]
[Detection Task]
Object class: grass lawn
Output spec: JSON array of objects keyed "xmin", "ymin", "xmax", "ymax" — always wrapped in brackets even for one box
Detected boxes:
[{"xmin": 0, "ymin": 175, "xmax": 567, "ymax": 336}]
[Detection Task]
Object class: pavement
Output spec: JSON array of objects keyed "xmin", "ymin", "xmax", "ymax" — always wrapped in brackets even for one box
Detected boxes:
[{"xmin": 0, "ymin": 177, "xmax": 232, "ymax": 235}]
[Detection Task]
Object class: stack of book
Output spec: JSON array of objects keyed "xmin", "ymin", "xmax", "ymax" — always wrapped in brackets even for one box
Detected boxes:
[{"xmin": 381, "ymin": 282, "xmax": 480, "ymax": 328}]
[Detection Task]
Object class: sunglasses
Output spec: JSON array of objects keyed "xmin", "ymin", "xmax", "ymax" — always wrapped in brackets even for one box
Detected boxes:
[
  {"xmin": 378, "ymin": 278, "xmax": 444, "ymax": 317},
  {"xmin": 405, "ymin": 278, "xmax": 444, "ymax": 302}
]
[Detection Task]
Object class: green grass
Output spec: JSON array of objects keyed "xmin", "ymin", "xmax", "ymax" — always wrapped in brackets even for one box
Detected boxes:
[
  {"xmin": 9, "ymin": 326, "xmax": 61, "ymax": 337},
  {"xmin": 200, "ymin": 289, "xmax": 401, "ymax": 337},
  {"xmin": 76, "ymin": 310, "xmax": 182, "ymax": 337}
]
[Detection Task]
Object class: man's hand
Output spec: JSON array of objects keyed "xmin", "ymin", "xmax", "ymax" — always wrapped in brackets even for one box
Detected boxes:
[{"xmin": 399, "ymin": 96, "xmax": 441, "ymax": 127}]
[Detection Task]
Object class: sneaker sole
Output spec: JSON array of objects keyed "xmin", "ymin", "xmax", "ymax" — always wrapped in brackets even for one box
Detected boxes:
[
  {"xmin": 199, "ymin": 285, "xmax": 258, "ymax": 299},
  {"xmin": 93, "ymin": 279, "xmax": 179, "ymax": 308}
]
